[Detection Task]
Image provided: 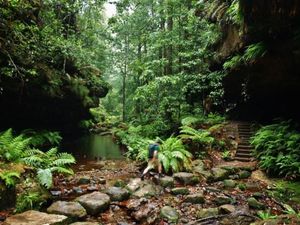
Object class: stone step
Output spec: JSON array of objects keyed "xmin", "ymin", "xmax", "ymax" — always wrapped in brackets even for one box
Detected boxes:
[
  {"xmin": 239, "ymin": 132, "xmax": 252, "ymax": 135},
  {"xmin": 236, "ymin": 153, "xmax": 252, "ymax": 158},
  {"xmin": 238, "ymin": 145, "xmax": 252, "ymax": 149},
  {"xmin": 234, "ymin": 157, "xmax": 251, "ymax": 162},
  {"xmin": 237, "ymin": 149, "xmax": 253, "ymax": 154}
]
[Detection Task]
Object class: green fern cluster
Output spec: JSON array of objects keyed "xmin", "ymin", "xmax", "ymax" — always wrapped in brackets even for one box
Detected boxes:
[
  {"xmin": 226, "ymin": 0, "xmax": 243, "ymax": 25},
  {"xmin": 0, "ymin": 129, "xmax": 31, "ymax": 162},
  {"xmin": 181, "ymin": 113, "xmax": 225, "ymax": 127},
  {"xmin": 224, "ymin": 42, "xmax": 267, "ymax": 70},
  {"xmin": 22, "ymin": 148, "xmax": 75, "ymax": 189},
  {"xmin": 0, "ymin": 171, "xmax": 20, "ymax": 187},
  {"xmin": 251, "ymin": 121, "xmax": 300, "ymax": 178},
  {"xmin": 21, "ymin": 129, "xmax": 62, "ymax": 147},
  {"xmin": 0, "ymin": 128, "xmax": 75, "ymax": 189},
  {"xmin": 15, "ymin": 191, "xmax": 46, "ymax": 213},
  {"xmin": 158, "ymin": 137, "xmax": 193, "ymax": 173},
  {"xmin": 179, "ymin": 125, "xmax": 215, "ymax": 149}
]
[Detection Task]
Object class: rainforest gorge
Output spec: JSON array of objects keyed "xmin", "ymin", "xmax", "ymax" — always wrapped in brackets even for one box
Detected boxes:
[{"xmin": 0, "ymin": 0, "xmax": 300, "ymax": 224}]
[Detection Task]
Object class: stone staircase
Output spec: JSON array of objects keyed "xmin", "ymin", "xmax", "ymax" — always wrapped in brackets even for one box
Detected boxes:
[{"xmin": 234, "ymin": 122, "xmax": 254, "ymax": 162}]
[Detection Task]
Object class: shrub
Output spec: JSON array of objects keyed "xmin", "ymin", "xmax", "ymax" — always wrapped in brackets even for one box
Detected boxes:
[
  {"xmin": 251, "ymin": 121, "xmax": 300, "ymax": 179},
  {"xmin": 21, "ymin": 129, "xmax": 62, "ymax": 147}
]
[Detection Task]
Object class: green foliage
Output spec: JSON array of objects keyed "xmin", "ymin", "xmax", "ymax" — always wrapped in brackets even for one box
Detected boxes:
[
  {"xmin": 115, "ymin": 126, "xmax": 151, "ymax": 160},
  {"xmin": 243, "ymin": 42, "xmax": 267, "ymax": 62},
  {"xmin": 0, "ymin": 128, "xmax": 75, "ymax": 189},
  {"xmin": 223, "ymin": 42, "xmax": 267, "ymax": 70},
  {"xmin": 222, "ymin": 150, "xmax": 231, "ymax": 160},
  {"xmin": 223, "ymin": 55, "xmax": 243, "ymax": 70},
  {"xmin": 257, "ymin": 210, "xmax": 277, "ymax": 220},
  {"xmin": 22, "ymin": 129, "xmax": 62, "ymax": 147},
  {"xmin": 15, "ymin": 191, "xmax": 46, "ymax": 213},
  {"xmin": 22, "ymin": 148, "xmax": 75, "ymax": 189},
  {"xmin": 179, "ymin": 126, "xmax": 215, "ymax": 149},
  {"xmin": 268, "ymin": 181, "xmax": 300, "ymax": 204},
  {"xmin": 283, "ymin": 204, "xmax": 300, "ymax": 217},
  {"xmin": 0, "ymin": 129, "xmax": 31, "ymax": 162},
  {"xmin": 251, "ymin": 121, "xmax": 300, "ymax": 179},
  {"xmin": 0, "ymin": 171, "xmax": 20, "ymax": 187},
  {"xmin": 158, "ymin": 137, "xmax": 193, "ymax": 173},
  {"xmin": 226, "ymin": 0, "xmax": 243, "ymax": 25},
  {"xmin": 181, "ymin": 114, "xmax": 225, "ymax": 127}
]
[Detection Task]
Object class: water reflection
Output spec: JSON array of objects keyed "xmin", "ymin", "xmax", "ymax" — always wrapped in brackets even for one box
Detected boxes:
[{"xmin": 61, "ymin": 134, "xmax": 123, "ymax": 162}]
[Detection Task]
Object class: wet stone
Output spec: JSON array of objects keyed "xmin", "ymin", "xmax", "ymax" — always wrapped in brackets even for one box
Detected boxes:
[
  {"xmin": 159, "ymin": 176, "xmax": 174, "ymax": 188},
  {"xmin": 70, "ymin": 223, "xmax": 101, "ymax": 225},
  {"xmin": 76, "ymin": 192, "xmax": 110, "ymax": 215},
  {"xmin": 247, "ymin": 197, "xmax": 265, "ymax": 210},
  {"xmin": 47, "ymin": 201, "xmax": 87, "ymax": 219},
  {"xmin": 73, "ymin": 186, "xmax": 84, "ymax": 194},
  {"xmin": 223, "ymin": 179, "xmax": 236, "ymax": 188},
  {"xmin": 197, "ymin": 208, "xmax": 219, "ymax": 219},
  {"xmin": 133, "ymin": 183, "xmax": 158, "ymax": 198},
  {"xmin": 173, "ymin": 172, "xmax": 198, "ymax": 185},
  {"xmin": 171, "ymin": 187, "xmax": 190, "ymax": 195},
  {"xmin": 214, "ymin": 195, "xmax": 234, "ymax": 205},
  {"xmin": 87, "ymin": 185, "xmax": 98, "ymax": 192},
  {"xmin": 132, "ymin": 203, "xmax": 157, "ymax": 221},
  {"xmin": 219, "ymin": 204, "xmax": 235, "ymax": 214},
  {"xmin": 50, "ymin": 190, "xmax": 62, "ymax": 196},
  {"xmin": 78, "ymin": 177, "xmax": 90, "ymax": 185},
  {"xmin": 3, "ymin": 210, "xmax": 68, "ymax": 225},
  {"xmin": 238, "ymin": 170, "xmax": 252, "ymax": 179},
  {"xmin": 106, "ymin": 187, "xmax": 130, "ymax": 201},
  {"xmin": 211, "ymin": 168, "xmax": 230, "ymax": 181},
  {"xmin": 126, "ymin": 178, "xmax": 142, "ymax": 192},
  {"xmin": 184, "ymin": 192, "xmax": 205, "ymax": 204},
  {"xmin": 160, "ymin": 206, "xmax": 179, "ymax": 223}
]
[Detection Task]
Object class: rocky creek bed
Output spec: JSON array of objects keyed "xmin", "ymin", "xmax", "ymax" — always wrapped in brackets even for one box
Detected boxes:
[{"xmin": 2, "ymin": 159, "xmax": 300, "ymax": 225}]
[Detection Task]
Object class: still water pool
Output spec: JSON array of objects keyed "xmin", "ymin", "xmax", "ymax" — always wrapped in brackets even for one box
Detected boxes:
[{"xmin": 61, "ymin": 134, "xmax": 123, "ymax": 162}]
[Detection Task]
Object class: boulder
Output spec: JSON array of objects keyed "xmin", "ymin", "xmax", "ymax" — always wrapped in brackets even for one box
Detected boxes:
[
  {"xmin": 238, "ymin": 170, "xmax": 252, "ymax": 179},
  {"xmin": 197, "ymin": 208, "xmax": 219, "ymax": 219},
  {"xmin": 114, "ymin": 179, "xmax": 126, "ymax": 188},
  {"xmin": 3, "ymin": 210, "xmax": 68, "ymax": 225},
  {"xmin": 78, "ymin": 177, "xmax": 90, "ymax": 185},
  {"xmin": 223, "ymin": 179, "xmax": 236, "ymax": 188},
  {"xmin": 47, "ymin": 201, "xmax": 87, "ymax": 219},
  {"xmin": 219, "ymin": 204, "xmax": 235, "ymax": 214},
  {"xmin": 76, "ymin": 192, "xmax": 110, "ymax": 215},
  {"xmin": 106, "ymin": 187, "xmax": 130, "ymax": 201},
  {"xmin": 171, "ymin": 187, "xmax": 190, "ymax": 195},
  {"xmin": 131, "ymin": 203, "xmax": 158, "ymax": 221},
  {"xmin": 126, "ymin": 178, "xmax": 142, "ymax": 192},
  {"xmin": 214, "ymin": 195, "xmax": 234, "ymax": 205},
  {"xmin": 133, "ymin": 183, "xmax": 158, "ymax": 198},
  {"xmin": 211, "ymin": 168, "xmax": 229, "ymax": 181},
  {"xmin": 173, "ymin": 172, "xmax": 198, "ymax": 185},
  {"xmin": 247, "ymin": 197, "xmax": 265, "ymax": 210},
  {"xmin": 125, "ymin": 198, "xmax": 147, "ymax": 211},
  {"xmin": 159, "ymin": 176, "xmax": 174, "ymax": 188},
  {"xmin": 160, "ymin": 206, "xmax": 179, "ymax": 223},
  {"xmin": 70, "ymin": 223, "xmax": 101, "ymax": 225},
  {"xmin": 184, "ymin": 192, "xmax": 205, "ymax": 204}
]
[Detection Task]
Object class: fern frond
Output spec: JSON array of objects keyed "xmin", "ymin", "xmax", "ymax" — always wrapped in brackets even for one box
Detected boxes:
[{"xmin": 37, "ymin": 168, "xmax": 53, "ymax": 189}]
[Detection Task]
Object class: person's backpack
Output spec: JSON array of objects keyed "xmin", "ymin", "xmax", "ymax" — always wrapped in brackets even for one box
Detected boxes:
[{"xmin": 148, "ymin": 143, "xmax": 158, "ymax": 158}]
